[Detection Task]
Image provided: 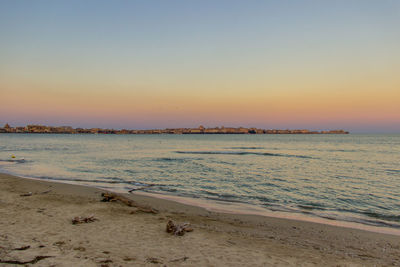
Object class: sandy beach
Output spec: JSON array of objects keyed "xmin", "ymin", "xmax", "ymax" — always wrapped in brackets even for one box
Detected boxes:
[{"xmin": 1, "ymin": 173, "xmax": 399, "ymax": 266}]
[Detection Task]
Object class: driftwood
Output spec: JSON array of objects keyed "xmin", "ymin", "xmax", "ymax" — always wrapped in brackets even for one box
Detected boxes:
[
  {"xmin": 123, "ymin": 256, "xmax": 136, "ymax": 262},
  {"xmin": 19, "ymin": 190, "xmax": 51, "ymax": 197},
  {"xmin": 13, "ymin": 245, "xmax": 30, "ymax": 251},
  {"xmin": 72, "ymin": 215, "xmax": 98, "ymax": 224},
  {"xmin": 166, "ymin": 220, "xmax": 193, "ymax": 236},
  {"xmin": 101, "ymin": 193, "xmax": 158, "ymax": 214},
  {"xmin": 170, "ymin": 256, "xmax": 189, "ymax": 262},
  {"xmin": 97, "ymin": 258, "xmax": 113, "ymax": 263},
  {"xmin": 0, "ymin": 256, "xmax": 53, "ymax": 265},
  {"xmin": 146, "ymin": 257, "xmax": 162, "ymax": 264}
]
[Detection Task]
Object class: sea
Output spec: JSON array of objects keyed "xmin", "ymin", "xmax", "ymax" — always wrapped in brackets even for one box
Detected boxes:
[{"xmin": 1, "ymin": 133, "xmax": 399, "ymax": 231}]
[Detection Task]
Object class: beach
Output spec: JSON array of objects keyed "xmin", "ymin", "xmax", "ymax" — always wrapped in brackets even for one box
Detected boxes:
[{"xmin": 1, "ymin": 173, "xmax": 399, "ymax": 266}]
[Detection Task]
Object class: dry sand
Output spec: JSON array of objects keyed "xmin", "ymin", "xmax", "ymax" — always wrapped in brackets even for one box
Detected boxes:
[{"xmin": 1, "ymin": 173, "xmax": 399, "ymax": 266}]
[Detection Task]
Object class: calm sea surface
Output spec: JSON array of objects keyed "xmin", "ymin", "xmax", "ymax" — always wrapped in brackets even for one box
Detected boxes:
[{"xmin": 1, "ymin": 134, "xmax": 399, "ymax": 228}]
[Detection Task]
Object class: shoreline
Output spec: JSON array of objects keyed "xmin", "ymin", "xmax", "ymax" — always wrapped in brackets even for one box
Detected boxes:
[
  {"xmin": 133, "ymin": 191, "xmax": 400, "ymax": 237},
  {"xmin": 3, "ymin": 170, "xmax": 400, "ymax": 237},
  {"xmin": 1, "ymin": 172, "xmax": 400, "ymax": 266}
]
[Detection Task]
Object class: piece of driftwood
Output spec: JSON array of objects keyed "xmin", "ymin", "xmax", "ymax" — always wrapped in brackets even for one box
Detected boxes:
[
  {"xmin": 13, "ymin": 245, "xmax": 30, "ymax": 251},
  {"xmin": 0, "ymin": 255, "xmax": 53, "ymax": 265},
  {"xmin": 101, "ymin": 193, "xmax": 158, "ymax": 214},
  {"xmin": 123, "ymin": 256, "xmax": 136, "ymax": 262},
  {"xmin": 170, "ymin": 256, "xmax": 189, "ymax": 262},
  {"xmin": 19, "ymin": 190, "xmax": 51, "ymax": 197},
  {"xmin": 146, "ymin": 257, "xmax": 162, "ymax": 264},
  {"xmin": 166, "ymin": 220, "xmax": 194, "ymax": 236},
  {"xmin": 97, "ymin": 258, "xmax": 113, "ymax": 263},
  {"xmin": 53, "ymin": 241, "xmax": 65, "ymax": 246},
  {"xmin": 72, "ymin": 215, "xmax": 98, "ymax": 224}
]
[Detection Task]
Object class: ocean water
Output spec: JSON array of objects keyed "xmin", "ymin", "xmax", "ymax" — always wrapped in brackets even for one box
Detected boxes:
[{"xmin": 1, "ymin": 134, "xmax": 399, "ymax": 229}]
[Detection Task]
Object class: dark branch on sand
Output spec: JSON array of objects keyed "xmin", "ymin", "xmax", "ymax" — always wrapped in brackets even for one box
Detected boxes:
[
  {"xmin": 13, "ymin": 245, "xmax": 30, "ymax": 251},
  {"xmin": 101, "ymin": 193, "xmax": 158, "ymax": 214},
  {"xmin": 166, "ymin": 220, "xmax": 193, "ymax": 236},
  {"xmin": 0, "ymin": 256, "xmax": 53, "ymax": 265},
  {"xmin": 72, "ymin": 215, "xmax": 98, "ymax": 224},
  {"xmin": 19, "ymin": 190, "xmax": 52, "ymax": 197},
  {"xmin": 170, "ymin": 256, "xmax": 189, "ymax": 262}
]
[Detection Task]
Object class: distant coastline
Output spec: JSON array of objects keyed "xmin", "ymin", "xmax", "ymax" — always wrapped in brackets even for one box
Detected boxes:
[{"xmin": 0, "ymin": 123, "xmax": 349, "ymax": 134}]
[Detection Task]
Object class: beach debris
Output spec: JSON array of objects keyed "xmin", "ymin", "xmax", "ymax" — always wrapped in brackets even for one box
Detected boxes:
[
  {"xmin": 170, "ymin": 256, "xmax": 189, "ymax": 262},
  {"xmin": 37, "ymin": 208, "xmax": 46, "ymax": 213},
  {"xmin": 137, "ymin": 207, "xmax": 158, "ymax": 214},
  {"xmin": 13, "ymin": 245, "xmax": 30, "ymax": 251},
  {"xmin": 53, "ymin": 241, "xmax": 66, "ymax": 246},
  {"xmin": 97, "ymin": 258, "xmax": 113, "ymax": 263},
  {"xmin": 19, "ymin": 190, "xmax": 51, "ymax": 197},
  {"xmin": 132, "ymin": 206, "xmax": 159, "ymax": 214},
  {"xmin": 101, "ymin": 192, "xmax": 158, "ymax": 214},
  {"xmin": 72, "ymin": 215, "xmax": 98, "ymax": 224},
  {"xmin": 123, "ymin": 256, "xmax": 136, "ymax": 261},
  {"xmin": 101, "ymin": 192, "xmax": 134, "ymax": 205},
  {"xmin": 166, "ymin": 220, "xmax": 194, "ymax": 236},
  {"xmin": 226, "ymin": 239, "xmax": 236, "ymax": 245},
  {"xmin": 146, "ymin": 257, "xmax": 162, "ymax": 264},
  {"xmin": 0, "ymin": 255, "xmax": 53, "ymax": 265},
  {"xmin": 8, "ymin": 155, "xmax": 25, "ymax": 162}
]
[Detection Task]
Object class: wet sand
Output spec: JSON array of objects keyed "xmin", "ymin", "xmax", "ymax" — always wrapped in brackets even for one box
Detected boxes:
[{"xmin": 1, "ymin": 173, "xmax": 399, "ymax": 266}]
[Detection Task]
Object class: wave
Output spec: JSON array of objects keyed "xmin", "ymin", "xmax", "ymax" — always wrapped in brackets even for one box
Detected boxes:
[
  {"xmin": 152, "ymin": 157, "xmax": 191, "ymax": 163},
  {"xmin": 361, "ymin": 211, "xmax": 400, "ymax": 222},
  {"xmin": 297, "ymin": 204, "xmax": 326, "ymax": 211},
  {"xmin": 30, "ymin": 175, "xmax": 158, "ymax": 189},
  {"xmin": 175, "ymin": 151, "xmax": 313, "ymax": 159},
  {"xmin": 67, "ymin": 167, "xmax": 96, "ymax": 173},
  {"xmin": 341, "ymin": 216, "xmax": 400, "ymax": 229},
  {"xmin": 386, "ymin": 169, "xmax": 400, "ymax": 174},
  {"xmin": 228, "ymin": 147, "xmax": 264, "ymax": 150},
  {"xmin": 325, "ymin": 149, "xmax": 361, "ymax": 153},
  {"xmin": 101, "ymin": 158, "xmax": 137, "ymax": 165},
  {"xmin": 0, "ymin": 159, "xmax": 28, "ymax": 163},
  {"xmin": 1, "ymin": 147, "xmax": 69, "ymax": 152},
  {"xmin": 201, "ymin": 190, "xmax": 238, "ymax": 199}
]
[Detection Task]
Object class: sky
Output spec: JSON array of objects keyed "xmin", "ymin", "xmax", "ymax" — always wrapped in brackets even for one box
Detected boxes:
[{"xmin": 0, "ymin": 0, "xmax": 399, "ymax": 133}]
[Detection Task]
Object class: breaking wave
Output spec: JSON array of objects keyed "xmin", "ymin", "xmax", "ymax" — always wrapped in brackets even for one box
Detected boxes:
[
  {"xmin": 175, "ymin": 151, "xmax": 313, "ymax": 159},
  {"xmin": 0, "ymin": 159, "xmax": 28, "ymax": 163}
]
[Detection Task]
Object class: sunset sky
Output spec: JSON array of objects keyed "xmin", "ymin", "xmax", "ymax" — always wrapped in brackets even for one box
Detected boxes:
[{"xmin": 1, "ymin": 1, "xmax": 399, "ymax": 133}]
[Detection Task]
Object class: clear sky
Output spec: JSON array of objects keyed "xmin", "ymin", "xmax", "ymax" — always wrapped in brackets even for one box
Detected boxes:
[{"xmin": 1, "ymin": 0, "xmax": 399, "ymax": 132}]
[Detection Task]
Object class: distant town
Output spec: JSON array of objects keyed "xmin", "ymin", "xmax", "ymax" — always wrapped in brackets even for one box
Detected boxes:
[{"xmin": 0, "ymin": 124, "xmax": 349, "ymax": 134}]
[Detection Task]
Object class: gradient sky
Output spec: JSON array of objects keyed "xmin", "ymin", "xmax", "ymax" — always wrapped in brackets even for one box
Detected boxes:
[{"xmin": 1, "ymin": 0, "xmax": 399, "ymax": 132}]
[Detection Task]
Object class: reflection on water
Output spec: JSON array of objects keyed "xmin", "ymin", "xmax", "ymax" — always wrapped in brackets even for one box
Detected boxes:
[{"xmin": 0, "ymin": 134, "xmax": 399, "ymax": 229}]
